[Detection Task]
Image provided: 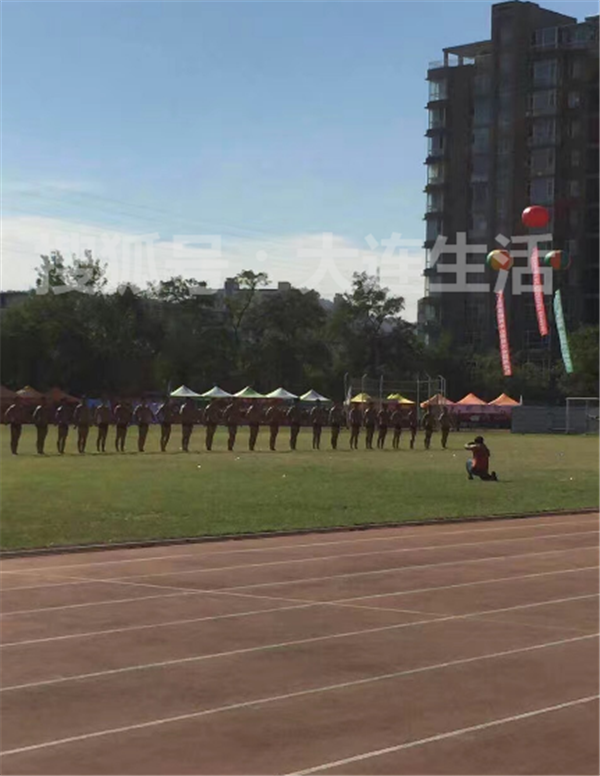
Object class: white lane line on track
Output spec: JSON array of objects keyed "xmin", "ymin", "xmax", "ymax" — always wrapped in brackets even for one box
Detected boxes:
[
  {"xmin": 2, "ymin": 565, "xmax": 598, "ymax": 647},
  {"xmin": 1, "ymin": 634, "xmax": 597, "ymax": 758},
  {"xmin": 286, "ymin": 695, "xmax": 600, "ymax": 775},
  {"xmin": 2, "ymin": 594, "xmax": 597, "ymax": 693},
  {"xmin": 1, "ymin": 516, "xmax": 596, "ymax": 576},
  {"xmin": 3, "ymin": 545, "xmax": 598, "ymax": 616},
  {"xmin": 3, "ymin": 529, "xmax": 598, "ymax": 592}
]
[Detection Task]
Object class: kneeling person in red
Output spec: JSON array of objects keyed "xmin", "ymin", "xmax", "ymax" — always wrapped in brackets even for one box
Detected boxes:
[{"xmin": 465, "ymin": 436, "xmax": 497, "ymax": 481}]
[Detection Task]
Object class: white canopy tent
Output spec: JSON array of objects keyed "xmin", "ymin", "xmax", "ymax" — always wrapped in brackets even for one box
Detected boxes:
[
  {"xmin": 234, "ymin": 386, "xmax": 265, "ymax": 399},
  {"xmin": 201, "ymin": 386, "xmax": 233, "ymax": 399},
  {"xmin": 300, "ymin": 389, "xmax": 331, "ymax": 402},
  {"xmin": 266, "ymin": 387, "xmax": 298, "ymax": 400},
  {"xmin": 170, "ymin": 385, "xmax": 201, "ymax": 398}
]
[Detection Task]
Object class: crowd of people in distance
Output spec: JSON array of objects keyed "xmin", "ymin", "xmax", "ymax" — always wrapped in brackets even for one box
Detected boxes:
[{"xmin": 3, "ymin": 396, "xmax": 456, "ymax": 456}]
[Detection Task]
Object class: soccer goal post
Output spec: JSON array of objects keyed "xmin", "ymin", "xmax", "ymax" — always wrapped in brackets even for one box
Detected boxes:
[{"xmin": 565, "ymin": 397, "xmax": 600, "ymax": 435}]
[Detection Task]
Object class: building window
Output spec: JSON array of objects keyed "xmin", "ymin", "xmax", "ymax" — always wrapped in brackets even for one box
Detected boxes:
[
  {"xmin": 471, "ymin": 183, "xmax": 488, "ymax": 211},
  {"xmin": 428, "ymin": 134, "xmax": 445, "ymax": 155},
  {"xmin": 471, "ymin": 155, "xmax": 490, "ymax": 181},
  {"xmin": 533, "ymin": 59, "xmax": 558, "ymax": 86},
  {"xmin": 569, "ymin": 59, "xmax": 584, "ymax": 79},
  {"xmin": 569, "ymin": 120, "xmax": 581, "ymax": 138},
  {"xmin": 426, "ymin": 218, "xmax": 443, "ymax": 242},
  {"xmin": 568, "ymin": 180, "xmax": 581, "ymax": 197},
  {"xmin": 427, "ymin": 191, "xmax": 444, "ymax": 212},
  {"xmin": 470, "ymin": 214, "xmax": 488, "ymax": 237},
  {"xmin": 530, "ymin": 148, "xmax": 555, "ymax": 175},
  {"xmin": 429, "ymin": 79, "xmax": 447, "ymax": 101},
  {"xmin": 529, "ymin": 176, "xmax": 555, "ymax": 204},
  {"xmin": 568, "ymin": 91, "xmax": 581, "ymax": 108},
  {"xmin": 428, "ymin": 107, "xmax": 446, "ymax": 129},
  {"xmin": 571, "ymin": 149, "xmax": 581, "ymax": 167},
  {"xmin": 473, "ymin": 99, "xmax": 491, "ymax": 125},
  {"xmin": 530, "ymin": 117, "xmax": 556, "ymax": 144},
  {"xmin": 497, "ymin": 137, "xmax": 512, "ymax": 154},
  {"xmin": 427, "ymin": 163, "xmax": 444, "ymax": 183},
  {"xmin": 472, "ymin": 128, "xmax": 491, "ymax": 152},
  {"xmin": 533, "ymin": 27, "xmax": 558, "ymax": 48},
  {"xmin": 529, "ymin": 89, "xmax": 557, "ymax": 114}
]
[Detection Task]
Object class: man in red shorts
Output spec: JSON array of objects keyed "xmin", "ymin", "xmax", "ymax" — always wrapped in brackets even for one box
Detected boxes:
[{"xmin": 465, "ymin": 436, "xmax": 498, "ymax": 481}]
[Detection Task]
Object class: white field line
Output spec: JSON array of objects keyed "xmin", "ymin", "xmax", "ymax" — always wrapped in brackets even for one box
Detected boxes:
[
  {"xmin": 2, "ymin": 594, "xmax": 597, "ymax": 693},
  {"xmin": 2, "ymin": 565, "xmax": 598, "ymax": 648},
  {"xmin": 2, "ymin": 529, "xmax": 598, "ymax": 592},
  {"xmin": 287, "ymin": 695, "xmax": 600, "ymax": 775},
  {"xmin": 1, "ymin": 634, "xmax": 597, "ymax": 758},
  {"xmin": 1, "ymin": 516, "xmax": 596, "ymax": 576},
  {"xmin": 3, "ymin": 545, "xmax": 598, "ymax": 617}
]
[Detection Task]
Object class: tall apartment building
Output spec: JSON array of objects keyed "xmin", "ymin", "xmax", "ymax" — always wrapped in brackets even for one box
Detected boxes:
[{"xmin": 418, "ymin": 1, "xmax": 599, "ymax": 368}]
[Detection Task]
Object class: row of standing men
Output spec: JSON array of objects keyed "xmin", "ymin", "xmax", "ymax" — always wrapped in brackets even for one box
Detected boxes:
[{"xmin": 4, "ymin": 396, "xmax": 452, "ymax": 455}]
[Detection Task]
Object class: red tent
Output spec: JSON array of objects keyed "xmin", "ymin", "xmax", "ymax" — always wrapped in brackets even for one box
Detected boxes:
[
  {"xmin": 456, "ymin": 392, "xmax": 486, "ymax": 406},
  {"xmin": 489, "ymin": 393, "xmax": 519, "ymax": 406},
  {"xmin": 46, "ymin": 387, "xmax": 80, "ymax": 404}
]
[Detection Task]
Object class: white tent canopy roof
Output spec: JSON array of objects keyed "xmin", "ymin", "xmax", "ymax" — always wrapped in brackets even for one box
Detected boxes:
[
  {"xmin": 234, "ymin": 386, "xmax": 265, "ymax": 399},
  {"xmin": 170, "ymin": 385, "xmax": 201, "ymax": 398},
  {"xmin": 266, "ymin": 387, "xmax": 298, "ymax": 400},
  {"xmin": 300, "ymin": 389, "xmax": 331, "ymax": 402},
  {"xmin": 201, "ymin": 386, "xmax": 233, "ymax": 398}
]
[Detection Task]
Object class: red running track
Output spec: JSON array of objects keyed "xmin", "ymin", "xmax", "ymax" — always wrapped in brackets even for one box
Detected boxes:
[{"xmin": 0, "ymin": 512, "xmax": 598, "ymax": 774}]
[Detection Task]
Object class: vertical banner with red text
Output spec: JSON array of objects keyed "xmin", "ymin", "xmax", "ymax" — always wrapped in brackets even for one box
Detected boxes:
[
  {"xmin": 495, "ymin": 291, "xmax": 512, "ymax": 376},
  {"xmin": 530, "ymin": 245, "xmax": 549, "ymax": 336}
]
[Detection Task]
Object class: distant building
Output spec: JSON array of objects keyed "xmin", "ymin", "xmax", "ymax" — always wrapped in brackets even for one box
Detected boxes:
[{"xmin": 418, "ymin": 1, "xmax": 599, "ymax": 369}]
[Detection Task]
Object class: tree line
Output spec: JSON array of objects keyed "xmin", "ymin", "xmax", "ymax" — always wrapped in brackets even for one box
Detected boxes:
[{"xmin": 1, "ymin": 251, "xmax": 597, "ymax": 402}]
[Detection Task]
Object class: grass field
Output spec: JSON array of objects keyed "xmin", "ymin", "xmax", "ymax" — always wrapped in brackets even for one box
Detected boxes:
[{"xmin": 1, "ymin": 425, "xmax": 598, "ymax": 551}]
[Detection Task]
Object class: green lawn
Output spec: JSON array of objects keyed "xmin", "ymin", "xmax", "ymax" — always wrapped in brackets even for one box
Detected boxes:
[{"xmin": 1, "ymin": 425, "xmax": 598, "ymax": 551}]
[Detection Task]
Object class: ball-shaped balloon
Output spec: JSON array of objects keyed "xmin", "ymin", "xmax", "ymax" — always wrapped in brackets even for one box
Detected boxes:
[
  {"xmin": 522, "ymin": 205, "xmax": 549, "ymax": 228},
  {"xmin": 487, "ymin": 249, "xmax": 514, "ymax": 271},
  {"xmin": 544, "ymin": 250, "xmax": 571, "ymax": 270}
]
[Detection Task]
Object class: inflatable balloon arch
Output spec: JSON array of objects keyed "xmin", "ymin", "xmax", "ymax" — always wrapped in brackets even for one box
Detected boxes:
[{"xmin": 486, "ymin": 205, "xmax": 573, "ymax": 378}]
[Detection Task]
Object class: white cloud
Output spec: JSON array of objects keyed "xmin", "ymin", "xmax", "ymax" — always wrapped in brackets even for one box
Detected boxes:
[{"xmin": 1, "ymin": 215, "xmax": 424, "ymax": 320}]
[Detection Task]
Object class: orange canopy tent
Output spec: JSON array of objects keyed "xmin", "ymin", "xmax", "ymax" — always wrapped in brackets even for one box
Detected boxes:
[
  {"xmin": 45, "ymin": 387, "xmax": 80, "ymax": 404},
  {"xmin": 456, "ymin": 393, "xmax": 486, "ymax": 406},
  {"xmin": 488, "ymin": 393, "xmax": 519, "ymax": 407},
  {"xmin": 420, "ymin": 393, "xmax": 454, "ymax": 408}
]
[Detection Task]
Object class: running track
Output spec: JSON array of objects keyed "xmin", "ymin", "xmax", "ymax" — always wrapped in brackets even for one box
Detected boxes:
[{"xmin": 1, "ymin": 512, "xmax": 598, "ymax": 775}]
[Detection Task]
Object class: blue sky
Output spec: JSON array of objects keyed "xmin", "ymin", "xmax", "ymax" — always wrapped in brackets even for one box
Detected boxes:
[{"xmin": 2, "ymin": 0, "xmax": 596, "ymax": 318}]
